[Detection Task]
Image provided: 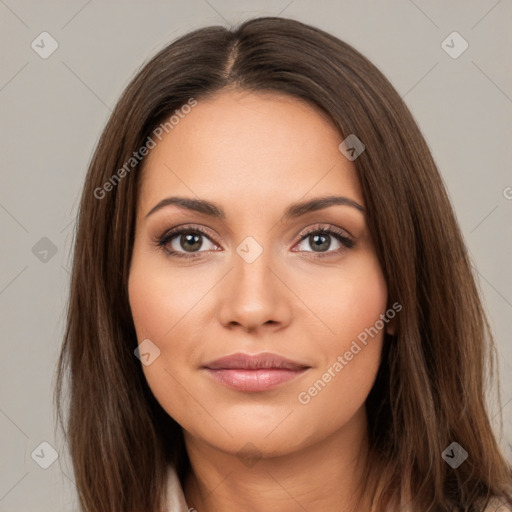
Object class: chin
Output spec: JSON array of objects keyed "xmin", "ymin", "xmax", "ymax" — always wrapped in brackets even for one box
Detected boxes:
[{"xmin": 183, "ymin": 413, "xmax": 317, "ymax": 460}]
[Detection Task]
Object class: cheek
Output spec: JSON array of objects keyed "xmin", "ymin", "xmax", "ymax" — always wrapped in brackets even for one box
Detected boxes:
[
  {"xmin": 128, "ymin": 250, "xmax": 217, "ymax": 422},
  {"xmin": 128, "ymin": 259, "xmax": 198, "ymax": 430},
  {"xmin": 128, "ymin": 271, "xmax": 177, "ymax": 341},
  {"xmin": 336, "ymin": 262, "xmax": 388, "ymax": 342},
  {"xmin": 296, "ymin": 251, "xmax": 389, "ymax": 347},
  {"xmin": 128, "ymin": 252, "xmax": 209, "ymax": 342},
  {"xmin": 293, "ymin": 253, "xmax": 388, "ymax": 411}
]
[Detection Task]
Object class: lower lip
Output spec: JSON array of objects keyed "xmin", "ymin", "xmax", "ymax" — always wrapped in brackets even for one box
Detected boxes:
[{"xmin": 204, "ymin": 368, "xmax": 308, "ymax": 392}]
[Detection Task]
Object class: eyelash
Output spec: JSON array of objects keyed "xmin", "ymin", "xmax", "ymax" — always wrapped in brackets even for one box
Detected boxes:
[{"xmin": 154, "ymin": 224, "xmax": 355, "ymax": 260}]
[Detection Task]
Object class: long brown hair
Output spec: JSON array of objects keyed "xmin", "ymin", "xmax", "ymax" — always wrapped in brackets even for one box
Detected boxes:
[{"xmin": 54, "ymin": 16, "xmax": 512, "ymax": 511}]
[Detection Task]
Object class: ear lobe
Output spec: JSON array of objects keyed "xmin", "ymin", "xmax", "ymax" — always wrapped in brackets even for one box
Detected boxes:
[{"xmin": 385, "ymin": 316, "xmax": 397, "ymax": 336}]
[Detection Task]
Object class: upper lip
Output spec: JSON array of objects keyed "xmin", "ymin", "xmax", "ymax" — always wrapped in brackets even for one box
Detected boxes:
[{"xmin": 202, "ymin": 352, "xmax": 310, "ymax": 370}]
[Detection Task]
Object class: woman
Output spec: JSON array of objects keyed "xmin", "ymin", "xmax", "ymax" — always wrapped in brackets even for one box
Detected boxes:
[{"xmin": 55, "ymin": 16, "xmax": 512, "ymax": 512}]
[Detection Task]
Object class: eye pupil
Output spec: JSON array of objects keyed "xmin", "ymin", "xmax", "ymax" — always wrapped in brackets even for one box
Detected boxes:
[
  {"xmin": 181, "ymin": 233, "xmax": 202, "ymax": 252},
  {"xmin": 310, "ymin": 234, "xmax": 330, "ymax": 252}
]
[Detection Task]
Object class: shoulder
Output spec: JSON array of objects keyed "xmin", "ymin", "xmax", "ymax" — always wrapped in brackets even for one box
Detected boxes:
[
  {"xmin": 165, "ymin": 465, "xmax": 191, "ymax": 512},
  {"xmin": 482, "ymin": 497, "xmax": 512, "ymax": 511},
  {"xmin": 398, "ymin": 497, "xmax": 512, "ymax": 511}
]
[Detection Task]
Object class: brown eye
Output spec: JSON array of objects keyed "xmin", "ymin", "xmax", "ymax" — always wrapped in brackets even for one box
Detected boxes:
[
  {"xmin": 302, "ymin": 233, "xmax": 334, "ymax": 252},
  {"xmin": 157, "ymin": 226, "xmax": 219, "ymax": 259},
  {"xmin": 174, "ymin": 232, "xmax": 205, "ymax": 253},
  {"xmin": 294, "ymin": 227, "xmax": 355, "ymax": 256}
]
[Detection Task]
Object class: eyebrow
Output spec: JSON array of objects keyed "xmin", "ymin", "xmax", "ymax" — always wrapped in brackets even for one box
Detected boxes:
[{"xmin": 145, "ymin": 195, "xmax": 365, "ymax": 220}]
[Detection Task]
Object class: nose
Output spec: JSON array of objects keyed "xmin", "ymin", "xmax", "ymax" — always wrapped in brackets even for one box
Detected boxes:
[{"xmin": 216, "ymin": 247, "xmax": 292, "ymax": 334}]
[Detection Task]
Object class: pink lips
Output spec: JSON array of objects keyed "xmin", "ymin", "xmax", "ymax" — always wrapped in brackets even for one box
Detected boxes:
[{"xmin": 202, "ymin": 353, "xmax": 310, "ymax": 392}]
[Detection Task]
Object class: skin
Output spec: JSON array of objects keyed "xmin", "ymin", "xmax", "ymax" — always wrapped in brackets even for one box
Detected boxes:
[{"xmin": 128, "ymin": 89, "xmax": 394, "ymax": 512}]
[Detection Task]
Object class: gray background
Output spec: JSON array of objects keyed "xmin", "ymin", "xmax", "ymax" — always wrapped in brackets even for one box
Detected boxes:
[{"xmin": 0, "ymin": 1, "xmax": 511, "ymax": 510}]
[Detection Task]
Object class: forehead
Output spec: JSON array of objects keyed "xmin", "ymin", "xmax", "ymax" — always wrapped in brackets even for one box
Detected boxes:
[{"xmin": 138, "ymin": 89, "xmax": 363, "ymax": 215}]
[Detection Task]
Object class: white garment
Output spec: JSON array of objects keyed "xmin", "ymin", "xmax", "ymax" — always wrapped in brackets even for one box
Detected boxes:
[
  {"xmin": 484, "ymin": 498, "xmax": 512, "ymax": 512},
  {"xmin": 164, "ymin": 464, "xmax": 512, "ymax": 512},
  {"xmin": 165, "ymin": 465, "xmax": 190, "ymax": 512}
]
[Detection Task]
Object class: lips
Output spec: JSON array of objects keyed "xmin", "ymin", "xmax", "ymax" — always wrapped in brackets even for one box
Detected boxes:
[
  {"xmin": 202, "ymin": 352, "xmax": 310, "ymax": 392},
  {"xmin": 203, "ymin": 353, "xmax": 309, "ymax": 371}
]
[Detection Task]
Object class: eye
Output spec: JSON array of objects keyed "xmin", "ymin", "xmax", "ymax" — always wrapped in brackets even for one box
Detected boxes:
[
  {"xmin": 155, "ymin": 223, "xmax": 355, "ymax": 260},
  {"xmin": 293, "ymin": 225, "xmax": 355, "ymax": 258},
  {"xmin": 156, "ymin": 225, "xmax": 219, "ymax": 259}
]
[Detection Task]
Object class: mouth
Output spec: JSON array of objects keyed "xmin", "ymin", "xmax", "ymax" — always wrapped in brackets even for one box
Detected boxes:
[{"xmin": 202, "ymin": 352, "xmax": 311, "ymax": 392}]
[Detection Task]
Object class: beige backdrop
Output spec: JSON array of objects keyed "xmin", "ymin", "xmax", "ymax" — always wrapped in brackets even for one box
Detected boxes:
[{"xmin": 0, "ymin": 1, "xmax": 511, "ymax": 510}]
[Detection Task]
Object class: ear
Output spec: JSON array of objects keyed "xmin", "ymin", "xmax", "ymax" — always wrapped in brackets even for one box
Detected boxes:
[
  {"xmin": 384, "ymin": 300, "xmax": 401, "ymax": 336},
  {"xmin": 385, "ymin": 316, "xmax": 397, "ymax": 336}
]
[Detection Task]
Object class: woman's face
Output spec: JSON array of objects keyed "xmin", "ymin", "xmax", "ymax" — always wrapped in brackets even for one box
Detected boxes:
[{"xmin": 128, "ymin": 89, "xmax": 391, "ymax": 458}]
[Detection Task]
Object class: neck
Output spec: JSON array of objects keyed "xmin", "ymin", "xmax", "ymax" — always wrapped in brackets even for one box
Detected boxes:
[{"xmin": 182, "ymin": 406, "xmax": 374, "ymax": 512}]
